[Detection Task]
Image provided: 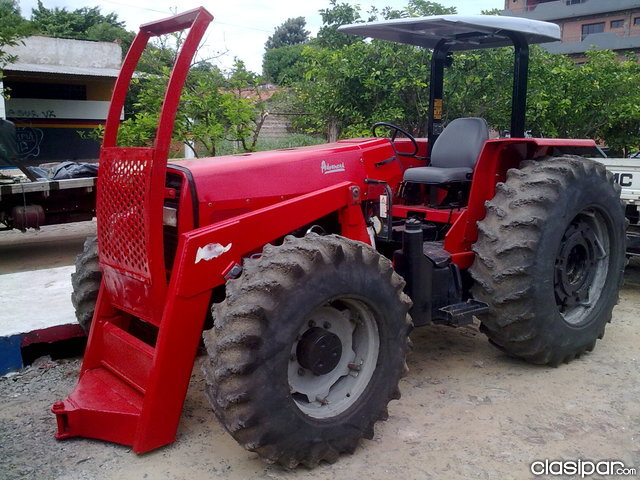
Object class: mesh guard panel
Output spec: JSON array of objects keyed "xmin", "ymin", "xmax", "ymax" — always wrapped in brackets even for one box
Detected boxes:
[{"xmin": 97, "ymin": 147, "xmax": 155, "ymax": 283}]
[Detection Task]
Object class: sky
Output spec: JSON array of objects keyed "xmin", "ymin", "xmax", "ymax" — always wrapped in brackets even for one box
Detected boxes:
[{"xmin": 17, "ymin": 0, "xmax": 505, "ymax": 73}]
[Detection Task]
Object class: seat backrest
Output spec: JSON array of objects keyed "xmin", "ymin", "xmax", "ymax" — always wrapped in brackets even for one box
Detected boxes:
[{"xmin": 430, "ymin": 117, "xmax": 489, "ymax": 169}]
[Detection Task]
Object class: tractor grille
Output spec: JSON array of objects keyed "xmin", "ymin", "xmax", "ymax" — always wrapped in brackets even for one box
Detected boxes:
[
  {"xmin": 97, "ymin": 148, "xmax": 154, "ymax": 282},
  {"xmin": 163, "ymin": 171, "xmax": 183, "ymax": 271}
]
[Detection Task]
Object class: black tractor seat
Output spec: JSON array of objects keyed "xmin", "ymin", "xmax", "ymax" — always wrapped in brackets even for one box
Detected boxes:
[{"xmin": 403, "ymin": 117, "xmax": 489, "ymax": 185}]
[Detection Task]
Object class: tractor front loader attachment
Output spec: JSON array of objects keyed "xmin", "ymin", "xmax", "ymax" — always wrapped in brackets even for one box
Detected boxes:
[{"xmin": 52, "ymin": 8, "xmax": 214, "ymax": 453}]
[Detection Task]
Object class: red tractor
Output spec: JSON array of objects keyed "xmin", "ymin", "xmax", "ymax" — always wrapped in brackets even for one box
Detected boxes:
[{"xmin": 56, "ymin": 8, "xmax": 626, "ymax": 468}]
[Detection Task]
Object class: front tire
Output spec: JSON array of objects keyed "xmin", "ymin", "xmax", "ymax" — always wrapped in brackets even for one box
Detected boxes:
[
  {"xmin": 71, "ymin": 236, "xmax": 101, "ymax": 333},
  {"xmin": 202, "ymin": 234, "xmax": 412, "ymax": 468},
  {"xmin": 470, "ymin": 157, "xmax": 626, "ymax": 366}
]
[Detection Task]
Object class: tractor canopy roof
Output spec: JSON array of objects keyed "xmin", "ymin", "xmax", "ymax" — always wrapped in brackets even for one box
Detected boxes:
[{"xmin": 337, "ymin": 15, "xmax": 560, "ymax": 51}]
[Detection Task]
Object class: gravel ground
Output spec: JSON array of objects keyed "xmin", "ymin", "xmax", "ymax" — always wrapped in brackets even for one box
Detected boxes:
[{"xmin": 1, "ymin": 225, "xmax": 639, "ymax": 479}]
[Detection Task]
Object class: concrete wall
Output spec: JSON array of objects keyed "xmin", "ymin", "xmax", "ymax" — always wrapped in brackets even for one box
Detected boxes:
[
  {"xmin": 1, "ymin": 36, "xmax": 121, "ymax": 162},
  {"xmin": 5, "ymin": 98, "xmax": 117, "ymax": 121},
  {"xmin": 259, "ymin": 114, "xmax": 292, "ymax": 140},
  {"xmin": 4, "ymin": 36, "xmax": 121, "ymax": 71}
]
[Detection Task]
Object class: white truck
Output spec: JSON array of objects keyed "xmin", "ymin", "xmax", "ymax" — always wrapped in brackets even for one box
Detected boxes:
[{"xmin": 595, "ymin": 157, "xmax": 640, "ymax": 256}]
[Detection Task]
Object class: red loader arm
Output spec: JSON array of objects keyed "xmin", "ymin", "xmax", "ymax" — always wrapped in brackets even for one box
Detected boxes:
[{"xmin": 52, "ymin": 7, "xmax": 214, "ymax": 453}]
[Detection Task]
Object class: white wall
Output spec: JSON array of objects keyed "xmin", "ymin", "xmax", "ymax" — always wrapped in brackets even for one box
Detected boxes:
[{"xmin": 5, "ymin": 98, "xmax": 123, "ymax": 120}]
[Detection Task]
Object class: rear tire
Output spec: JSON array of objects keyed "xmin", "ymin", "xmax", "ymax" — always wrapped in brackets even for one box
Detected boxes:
[
  {"xmin": 470, "ymin": 157, "xmax": 626, "ymax": 366},
  {"xmin": 202, "ymin": 234, "xmax": 412, "ymax": 468},
  {"xmin": 71, "ymin": 236, "xmax": 100, "ymax": 333}
]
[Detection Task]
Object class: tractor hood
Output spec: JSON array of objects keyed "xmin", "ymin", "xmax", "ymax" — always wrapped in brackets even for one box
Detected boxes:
[
  {"xmin": 337, "ymin": 15, "xmax": 561, "ymax": 51},
  {"xmin": 169, "ymin": 137, "xmax": 400, "ymax": 225}
]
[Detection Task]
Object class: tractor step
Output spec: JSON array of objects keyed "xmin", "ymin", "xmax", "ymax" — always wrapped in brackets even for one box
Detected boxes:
[
  {"xmin": 437, "ymin": 300, "xmax": 489, "ymax": 327},
  {"xmin": 100, "ymin": 323, "xmax": 154, "ymax": 393},
  {"xmin": 52, "ymin": 322, "xmax": 152, "ymax": 449},
  {"xmin": 53, "ymin": 367, "xmax": 143, "ymax": 446}
]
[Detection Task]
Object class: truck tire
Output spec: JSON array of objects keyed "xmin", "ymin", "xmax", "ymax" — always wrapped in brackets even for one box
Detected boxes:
[
  {"xmin": 71, "ymin": 236, "xmax": 101, "ymax": 333},
  {"xmin": 202, "ymin": 234, "xmax": 412, "ymax": 468},
  {"xmin": 470, "ymin": 157, "xmax": 626, "ymax": 366}
]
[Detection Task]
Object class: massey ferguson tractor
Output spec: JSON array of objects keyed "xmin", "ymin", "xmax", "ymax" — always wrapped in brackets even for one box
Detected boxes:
[{"xmin": 54, "ymin": 8, "xmax": 626, "ymax": 468}]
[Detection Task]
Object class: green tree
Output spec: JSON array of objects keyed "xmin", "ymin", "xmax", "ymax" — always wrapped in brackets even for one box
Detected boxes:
[
  {"xmin": 529, "ymin": 49, "xmax": 640, "ymax": 152},
  {"xmin": 263, "ymin": 17, "xmax": 310, "ymax": 85},
  {"xmin": 30, "ymin": 1, "xmax": 133, "ymax": 51},
  {"xmin": 265, "ymin": 17, "xmax": 309, "ymax": 51},
  {"xmin": 115, "ymin": 49, "xmax": 267, "ymax": 157},
  {"xmin": 315, "ymin": 0, "xmax": 363, "ymax": 49},
  {"xmin": 263, "ymin": 43, "xmax": 306, "ymax": 85},
  {"xmin": 445, "ymin": 46, "xmax": 640, "ymax": 152},
  {"xmin": 0, "ymin": 0, "xmax": 34, "ymax": 70},
  {"xmin": 225, "ymin": 59, "xmax": 269, "ymax": 152},
  {"xmin": 294, "ymin": 40, "xmax": 430, "ymax": 140},
  {"xmin": 31, "ymin": 1, "xmax": 125, "ymax": 37},
  {"xmin": 293, "ymin": 0, "xmax": 456, "ymax": 140},
  {"xmin": 292, "ymin": 1, "xmax": 640, "ymax": 151},
  {"xmin": 383, "ymin": 0, "xmax": 457, "ymax": 18}
]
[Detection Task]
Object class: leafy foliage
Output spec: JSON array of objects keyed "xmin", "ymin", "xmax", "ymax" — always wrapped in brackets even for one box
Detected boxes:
[
  {"xmin": 263, "ymin": 44, "xmax": 306, "ymax": 85},
  {"xmin": 0, "ymin": 0, "xmax": 34, "ymax": 70},
  {"xmin": 289, "ymin": 0, "xmax": 640, "ymax": 152},
  {"xmin": 294, "ymin": 41, "xmax": 430, "ymax": 140},
  {"xmin": 29, "ymin": 1, "xmax": 134, "ymax": 52},
  {"xmin": 529, "ymin": 49, "xmax": 640, "ymax": 152},
  {"xmin": 443, "ymin": 46, "xmax": 640, "ymax": 152},
  {"xmin": 115, "ymin": 43, "xmax": 268, "ymax": 157},
  {"xmin": 4, "ymin": 0, "xmax": 638, "ymax": 154},
  {"xmin": 31, "ymin": 1, "xmax": 124, "ymax": 36},
  {"xmin": 292, "ymin": 0, "xmax": 453, "ymax": 140},
  {"xmin": 384, "ymin": 0, "xmax": 457, "ymax": 18},
  {"xmin": 265, "ymin": 17, "xmax": 309, "ymax": 51},
  {"xmin": 315, "ymin": 0, "xmax": 364, "ymax": 49},
  {"xmin": 263, "ymin": 17, "xmax": 310, "ymax": 85}
]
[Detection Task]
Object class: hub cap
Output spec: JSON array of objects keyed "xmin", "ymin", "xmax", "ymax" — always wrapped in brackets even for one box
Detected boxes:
[
  {"xmin": 288, "ymin": 298, "xmax": 380, "ymax": 419},
  {"xmin": 554, "ymin": 209, "xmax": 610, "ymax": 325}
]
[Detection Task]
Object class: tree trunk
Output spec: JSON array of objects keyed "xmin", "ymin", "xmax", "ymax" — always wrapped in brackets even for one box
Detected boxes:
[{"xmin": 327, "ymin": 118, "xmax": 340, "ymax": 143}]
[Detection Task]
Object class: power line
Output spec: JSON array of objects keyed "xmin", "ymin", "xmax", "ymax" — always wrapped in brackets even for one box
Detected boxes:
[
  {"xmin": 94, "ymin": 0, "xmax": 273, "ymax": 33},
  {"xmin": 215, "ymin": 21, "xmax": 272, "ymax": 34},
  {"xmin": 97, "ymin": 0, "xmax": 171, "ymax": 15}
]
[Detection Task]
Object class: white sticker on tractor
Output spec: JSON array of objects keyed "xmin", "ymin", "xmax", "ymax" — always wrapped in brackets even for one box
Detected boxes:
[
  {"xmin": 380, "ymin": 195, "xmax": 388, "ymax": 218},
  {"xmin": 321, "ymin": 160, "xmax": 345, "ymax": 174},
  {"xmin": 195, "ymin": 243, "xmax": 232, "ymax": 263}
]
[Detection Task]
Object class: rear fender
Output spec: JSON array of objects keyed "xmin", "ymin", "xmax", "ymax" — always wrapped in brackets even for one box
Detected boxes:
[{"xmin": 444, "ymin": 137, "xmax": 598, "ymax": 264}]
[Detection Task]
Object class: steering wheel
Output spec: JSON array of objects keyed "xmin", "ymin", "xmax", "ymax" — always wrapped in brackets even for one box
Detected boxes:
[{"xmin": 371, "ymin": 122, "xmax": 419, "ymax": 157}]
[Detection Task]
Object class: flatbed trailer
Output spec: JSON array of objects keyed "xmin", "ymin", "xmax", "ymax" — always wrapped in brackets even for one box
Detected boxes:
[{"xmin": 0, "ymin": 174, "xmax": 96, "ymax": 231}]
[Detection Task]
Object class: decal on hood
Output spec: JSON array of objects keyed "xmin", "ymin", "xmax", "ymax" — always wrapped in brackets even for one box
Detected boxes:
[{"xmin": 321, "ymin": 160, "xmax": 345, "ymax": 174}]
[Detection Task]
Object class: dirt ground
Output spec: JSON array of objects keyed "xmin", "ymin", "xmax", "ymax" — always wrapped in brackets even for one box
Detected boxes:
[
  {"xmin": 0, "ymin": 221, "xmax": 97, "ymax": 274},
  {"xmin": 1, "ymin": 223, "xmax": 639, "ymax": 480}
]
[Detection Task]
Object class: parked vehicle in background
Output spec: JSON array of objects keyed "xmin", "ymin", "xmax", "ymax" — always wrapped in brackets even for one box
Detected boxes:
[
  {"xmin": 595, "ymin": 156, "xmax": 640, "ymax": 256},
  {"xmin": 0, "ymin": 119, "xmax": 96, "ymax": 232}
]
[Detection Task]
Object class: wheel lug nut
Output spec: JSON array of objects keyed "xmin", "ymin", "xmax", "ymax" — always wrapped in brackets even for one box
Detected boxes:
[
  {"xmin": 298, "ymin": 368, "xmax": 305, "ymax": 376},
  {"xmin": 308, "ymin": 320, "xmax": 316, "ymax": 327},
  {"xmin": 323, "ymin": 322, "xmax": 331, "ymax": 329}
]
